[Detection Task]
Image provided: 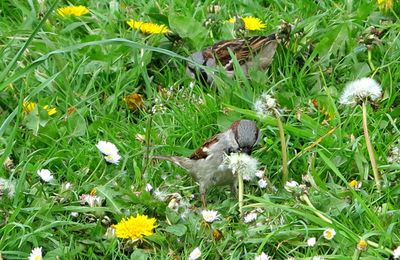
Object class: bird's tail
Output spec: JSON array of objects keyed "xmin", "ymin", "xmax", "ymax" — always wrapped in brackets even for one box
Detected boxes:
[{"xmin": 152, "ymin": 155, "xmax": 193, "ymax": 171}]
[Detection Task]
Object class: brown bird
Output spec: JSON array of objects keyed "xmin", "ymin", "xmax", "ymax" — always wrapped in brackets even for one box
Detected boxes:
[
  {"xmin": 153, "ymin": 120, "xmax": 261, "ymax": 207},
  {"xmin": 186, "ymin": 33, "xmax": 277, "ymax": 84}
]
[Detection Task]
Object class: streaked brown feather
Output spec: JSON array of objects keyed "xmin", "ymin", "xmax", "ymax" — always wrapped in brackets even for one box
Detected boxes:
[
  {"xmin": 189, "ymin": 134, "xmax": 220, "ymax": 160},
  {"xmin": 210, "ymin": 34, "xmax": 276, "ymax": 69}
]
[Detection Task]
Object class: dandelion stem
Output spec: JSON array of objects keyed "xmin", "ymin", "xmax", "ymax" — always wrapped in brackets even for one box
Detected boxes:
[
  {"xmin": 362, "ymin": 101, "xmax": 381, "ymax": 191},
  {"xmin": 300, "ymin": 194, "xmax": 332, "ymax": 224},
  {"xmin": 367, "ymin": 49, "xmax": 376, "ymax": 71},
  {"xmin": 275, "ymin": 112, "xmax": 288, "ymax": 185},
  {"xmin": 238, "ymin": 172, "xmax": 244, "ymax": 218}
]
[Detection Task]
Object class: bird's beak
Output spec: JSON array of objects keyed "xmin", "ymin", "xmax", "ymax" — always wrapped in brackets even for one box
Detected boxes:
[{"xmin": 240, "ymin": 147, "xmax": 252, "ymax": 155}]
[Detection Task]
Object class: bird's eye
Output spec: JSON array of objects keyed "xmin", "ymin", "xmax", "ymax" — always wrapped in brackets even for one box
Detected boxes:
[{"xmin": 225, "ymin": 147, "xmax": 234, "ymax": 155}]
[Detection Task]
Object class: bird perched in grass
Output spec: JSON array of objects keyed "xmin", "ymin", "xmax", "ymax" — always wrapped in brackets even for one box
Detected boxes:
[
  {"xmin": 186, "ymin": 33, "xmax": 277, "ymax": 85},
  {"xmin": 153, "ymin": 120, "xmax": 261, "ymax": 207}
]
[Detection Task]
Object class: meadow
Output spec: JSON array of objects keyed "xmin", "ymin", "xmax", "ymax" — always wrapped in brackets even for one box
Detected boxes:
[{"xmin": 1, "ymin": 0, "xmax": 400, "ymax": 259}]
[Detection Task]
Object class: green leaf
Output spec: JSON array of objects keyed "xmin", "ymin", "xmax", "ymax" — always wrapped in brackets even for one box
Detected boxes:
[
  {"xmin": 165, "ymin": 208, "xmax": 180, "ymax": 224},
  {"xmin": 130, "ymin": 249, "xmax": 149, "ymax": 260},
  {"xmin": 168, "ymin": 14, "xmax": 207, "ymax": 48},
  {"xmin": 25, "ymin": 105, "xmax": 50, "ymax": 136},
  {"xmin": 67, "ymin": 113, "xmax": 87, "ymax": 137},
  {"xmin": 164, "ymin": 224, "xmax": 187, "ymax": 236}
]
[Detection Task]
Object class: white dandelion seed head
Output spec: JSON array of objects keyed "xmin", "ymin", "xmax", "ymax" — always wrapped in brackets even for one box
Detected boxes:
[
  {"xmin": 201, "ymin": 209, "xmax": 220, "ymax": 223},
  {"xmin": 244, "ymin": 212, "xmax": 257, "ymax": 223},
  {"xmin": 254, "ymin": 252, "xmax": 270, "ymax": 260},
  {"xmin": 393, "ymin": 246, "xmax": 400, "ymax": 259},
  {"xmin": 0, "ymin": 178, "xmax": 15, "ymax": 197},
  {"xmin": 323, "ymin": 228, "xmax": 336, "ymax": 240},
  {"xmin": 37, "ymin": 169, "xmax": 54, "ymax": 182},
  {"xmin": 339, "ymin": 77, "xmax": 382, "ymax": 106},
  {"xmin": 104, "ymin": 153, "xmax": 121, "ymax": 164},
  {"xmin": 388, "ymin": 146, "xmax": 400, "ymax": 164},
  {"xmin": 223, "ymin": 153, "xmax": 258, "ymax": 181},
  {"xmin": 307, "ymin": 237, "xmax": 316, "ymax": 247},
  {"xmin": 96, "ymin": 140, "xmax": 119, "ymax": 155},
  {"xmin": 258, "ymin": 179, "xmax": 268, "ymax": 188},
  {"xmin": 28, "ymin": 247, "xmax": 42, "ymax": 260},
  {"xmin": 284, "ymin": 180, "xmax": 299, "ymax": 192},
  {"xmin": 254, "ymin": 93, "xmax": 278, "ymax": 117},
  {"xmin": 189, "ymin": 247, "xmax": 202, "ymax": 260}
]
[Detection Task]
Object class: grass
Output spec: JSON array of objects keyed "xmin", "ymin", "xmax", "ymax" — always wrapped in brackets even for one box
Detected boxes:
[{"xmin": 1, "ymin": 0, "xmax": 400, "ymax": 259}]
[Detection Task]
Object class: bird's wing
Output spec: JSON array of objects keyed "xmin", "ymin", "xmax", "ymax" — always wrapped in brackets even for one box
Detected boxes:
[
  {"xmin": 210, "ymin": 34, "xmax": 277, "ymax": 70},
  {"xmin": 189, "ymin": 133, "xmax": 220, "ymax": 160}
]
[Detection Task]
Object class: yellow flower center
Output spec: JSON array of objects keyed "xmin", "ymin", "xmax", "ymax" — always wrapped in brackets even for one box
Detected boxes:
[
  {"xmin": 349, "ymin": 180, "xmax": 358, "ymax": 188},
  {"xmin": 357, "ymin": 239, "xmax": 368, "ymax": 251}
]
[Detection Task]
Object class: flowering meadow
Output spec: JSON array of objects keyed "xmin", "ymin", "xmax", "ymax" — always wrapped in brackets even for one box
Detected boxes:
[{"xmin": 1, "ymin": 0, "xmax": 400, "ymax": 259}]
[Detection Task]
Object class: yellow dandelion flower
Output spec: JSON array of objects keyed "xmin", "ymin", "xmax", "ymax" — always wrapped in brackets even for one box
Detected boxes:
[
  {"xmin": 23, "ymin": 101, "xmax": 37, "ymax": 113},
  {"xmin": 23, "ymin": 102, "xmax": 57, "ymax": 116},
  {"xmin": 43, "ymin": 105, "xmax": 57, "ymax": 116},
  {"xmin": 127, "ymin": 20, "xmax": 170, "ymax": 34},
  {"xmin": 114, "ymin": 214, "xmax": 157, "ymax": 240},
  {"xmin": 377, "ymin": 0, "xmax": 393, "ymax": 11},
  {"xmin": 357, "ymin": 239, "xmax": 368, "ymax": 251},
  {"xmin": 124, "ymin": 93, "xmax": 144, "ymax": 111},
  {"xmin": 228, "ymin": 16, "xmax": 266, "ymax": 31},
  {"xmin": 57, "ymin": 5, "xmax": 89, "ymax": 17}
]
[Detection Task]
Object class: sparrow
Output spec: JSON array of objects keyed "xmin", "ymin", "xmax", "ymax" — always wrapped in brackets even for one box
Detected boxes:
[
  {"xmin": 153, "ymin": 119, "xmax": 261, "ymax": 207},
  {"xmin": 186, "ymin": 33, "xmax": 277, "ymax": 85}
]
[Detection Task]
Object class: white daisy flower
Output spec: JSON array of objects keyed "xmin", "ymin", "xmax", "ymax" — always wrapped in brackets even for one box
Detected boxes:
[
  {"xmin": 244, "ymin": 212, "xmax": 257, "ymax": 223},
  {"xmin": 28, "ymin": 247, "xmax": 42, "ymax": 260},
  {"xmin": 201, "ymin": 209, "xmax": 220, "ymax": 223},
  {"xmin": 223, "ymin": 153, "xmax": 258, "ymax": 181},
  {"xmin": 284, "ymin": 180, "xmax": 299, "ymax": 192},
  {"xmin": 339, "ymin": 77, "xmax": 382, "ymax": 106},
  {"xmin": 254, "ymin": 93, "xmax": 279, "ymax": 117},
  {"xmin": 393, "ymin": 246, "xmax": 400, "ymax": 259},
  {"xmin": 307, "ymin": 237, "xmax": 316, "ymax": 247},
  {"xmin": 145, "ymin": 183, "xmax": 153, "ymax": 192},
  {"xmin": 254, "ymin": 252, "xmax": 270, "ymax": 260},
  {"xmin": 188, "ymin": 247, "xmax": 201, "ymax": 260},
  {"xmin": 258, "ymin": 179, "xmax": 268, "ymax": 189},
  {"xmin": 104, "ymin": 153, "xmax": 121, "ymax": 164},
  {"xmin": 37, "ymin": 169, "xmax": 54, "ymax": 182},
  {"xmin": 323, "ymin": 228, "xmax": 336, "ymax": 240},
  {"xmin": 96, "ymin": 140, "xmax": 119, "ymax": 155},
  {"xmin": 80, "ymin": 194, "xmax": 102, "ymax": 207}
]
